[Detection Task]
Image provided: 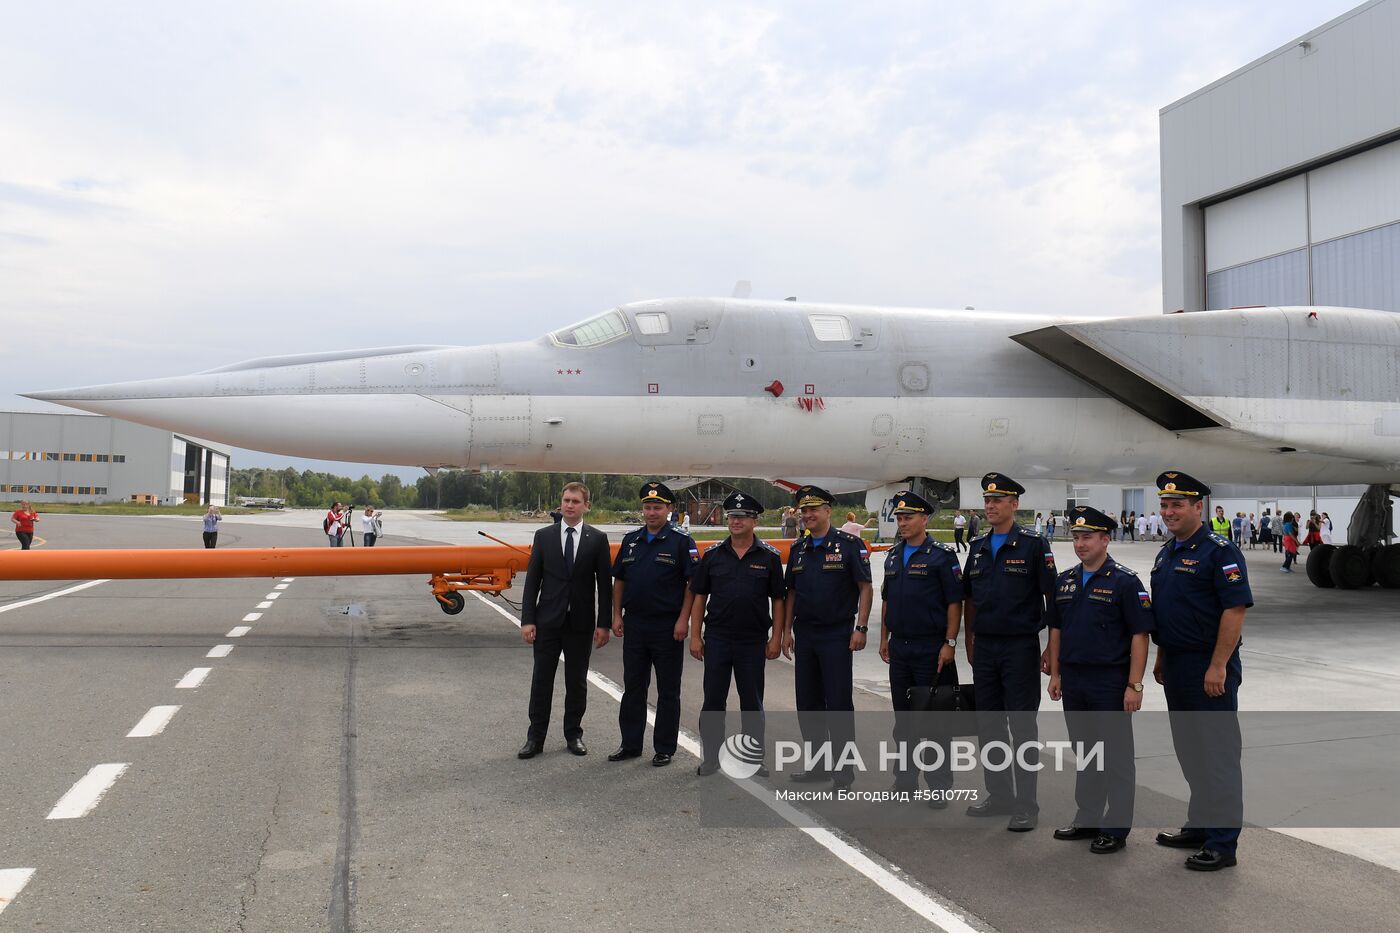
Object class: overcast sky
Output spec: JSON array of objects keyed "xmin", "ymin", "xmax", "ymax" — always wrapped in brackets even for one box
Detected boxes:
[{"xmin": 0, "ymin": 1, "xmax": 1360, "ymax": 482}]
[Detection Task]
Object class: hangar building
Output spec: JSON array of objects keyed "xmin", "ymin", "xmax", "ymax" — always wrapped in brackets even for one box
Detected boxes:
[{"xmin": 0, "ymin": 410, "xmax": 231, "ymax": 506}]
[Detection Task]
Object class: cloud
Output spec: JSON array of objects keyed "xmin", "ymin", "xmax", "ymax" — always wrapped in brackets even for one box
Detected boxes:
[{"xmin": 0, "ymin": 0, "xmax": 1360, "ymax": 461}]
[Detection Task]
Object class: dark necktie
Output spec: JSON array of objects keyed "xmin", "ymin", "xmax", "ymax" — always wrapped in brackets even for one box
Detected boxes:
[{"xmin": 564, "ymin": 526, "xmax": 576, "ymax": 574}]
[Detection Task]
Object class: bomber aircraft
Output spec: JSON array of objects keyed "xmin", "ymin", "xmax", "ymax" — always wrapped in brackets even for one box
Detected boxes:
[{"xmin": 26, "ymin": 298, "xmax": 1400, "ymax": 590}]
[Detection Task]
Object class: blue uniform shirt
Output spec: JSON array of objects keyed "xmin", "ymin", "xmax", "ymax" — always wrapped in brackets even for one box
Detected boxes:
[
  {"xmin": 882, "ymin": 536, "xmax": 964, "ymax": 637},
  {"xmin": 785, "ymin": 528, "xmax": 872, "ymax": 628},
  {"xmin": 1046, "ymin": 556, "xmax": 1156, "ymax": 666},
  {"xmin": 612, "ymin": 525, "xmax": 697, "ymax": 617},
  {"xmin": 963, "ymin": 524, "xmax": 1057, "ymax": 635},
  {"xmin": 1149, "ymin": 524, "xmax": 1254, "ymax": 652},
  {"xmin": 689, "ymin": 536, "xmax": 787, "ymax": 642}
]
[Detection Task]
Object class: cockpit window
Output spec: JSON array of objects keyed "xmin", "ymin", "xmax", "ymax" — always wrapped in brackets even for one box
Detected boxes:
[{"xmin": 549, "ymin": 309, "xmax": 630, "ymax": 348}]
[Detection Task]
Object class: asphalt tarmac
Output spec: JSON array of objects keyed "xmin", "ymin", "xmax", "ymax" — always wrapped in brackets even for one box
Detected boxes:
[{"xmin": 0, "ymin": 513, "xmax": 1397, "ymax": 932}]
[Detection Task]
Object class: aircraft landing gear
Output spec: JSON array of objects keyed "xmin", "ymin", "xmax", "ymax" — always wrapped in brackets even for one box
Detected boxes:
[{"xmin": 1308, "ymin": 484, "xmax": 1399, "ymax": 589}]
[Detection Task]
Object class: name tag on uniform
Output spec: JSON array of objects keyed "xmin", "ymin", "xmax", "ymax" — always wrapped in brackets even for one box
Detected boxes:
[{"xmin": 655, "ymin": 553, "xmax": 676, "ymax": 565}]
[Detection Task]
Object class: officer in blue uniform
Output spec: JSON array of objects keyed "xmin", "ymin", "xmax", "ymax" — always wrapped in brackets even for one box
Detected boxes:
[
  {"xmin": 1149, "ymin": 471, "xmax": 1252, "ymax": 871},
  {"xmin": 608, "ymin": 482, "xmax": 697, "ymax": 768},
  {"xmin": 1046, "ymin": 506, "xmax": 1154, "ymax": 853},
  {"xmin": 962, "ymin": 472, "xmax": 1056, "ymax": 831},
  {"xmin": 782, "ymin": 485, "xmax": 873, "ymax": 787},
  {"xmin": 690, "ymin": 491, "xmax": 786, "ymax": 776},
  {"xmin": 878, "ymin": 490, "xmax": 964, "ymax": 805}
]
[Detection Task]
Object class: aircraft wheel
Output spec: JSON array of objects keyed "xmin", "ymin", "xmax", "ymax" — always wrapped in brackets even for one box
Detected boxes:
[
  {"xmin": 1372, "ymin": 544, "xmax": 1400, "ymax": 589},
  {"xmin": 1328, "ymin": 545, "xmax": 1373, "ymax": 590},
  {"xmin": 438, "ymin": 591, "xmax": 466, "ymax": 615},
  {"xmin": 1305, "ymin": 544, "xmax": 1335, "ymax": 588}
]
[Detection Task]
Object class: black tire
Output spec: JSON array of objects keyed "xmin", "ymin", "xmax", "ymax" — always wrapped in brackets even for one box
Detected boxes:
[
  {"xmin": 1372, "ymin": 544, "xmax": 1400, "ymax": 589},
  {"xmin": 438, "ymin": 591, "xmax": 466, "ymax": 615},
  {"xmin": 1305, "ymin": 544, "xmax": 1336, "ymax": 588},
  {"xmin": 1328, "ymin": 545, "xmax": 1373, "ymax": 590}
]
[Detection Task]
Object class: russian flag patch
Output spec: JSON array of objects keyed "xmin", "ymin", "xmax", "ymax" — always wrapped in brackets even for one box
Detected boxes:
[{"xmin": 1138, "ymin": 591, "xmax": 1151, "ymax": 608}]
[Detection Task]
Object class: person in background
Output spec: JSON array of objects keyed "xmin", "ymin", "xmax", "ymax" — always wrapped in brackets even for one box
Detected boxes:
[
  {"xmin": 1303, "ymin": 512, "xmax": 1323, "ymax": 549},
  {"xmin": 840, "ymin": 510, "xmax": 872, "ymax": 539},
  {"xmin": 1034, "ymin": 512, "xmax": 1045, "ymax": 538},
  {"xmin": 202, "ymin": 504, "xmax": 221, "ymax": 549},
  {"xmin": 1280, "ymin": 512, "xmax": 1299, "ymax": 572},
  {"xmin": 679, "ymin": 509, "xmax": 692, "ymax": 534},
  {"xmin": 362, "ymin": 506, "xmax": 382, "ymax": 546},
  {"xmin": 1259, "ymin": 510, "xmax": 1274, "ymax": 552},
  {"xmin": 325, "ymin": 502, "xmax": 346, "ymax": 546},
  {"xmin": 967, "ymin": 510, "xmax": 981, "ymax": 541},
  {"xmin": 953, "ymin": 509, "xmax": 968, "ymax": 552},
  {"xmin": 1119, "ymin": 511, "xmax": 1129, "ymax": 541},
  {"xmin": 1047, "ymin": 513, "xmax": 1057, "ymax": 540},
  {"xmin": 781, "ymin": 507, "xmax": 798, "ymax": 539},
  {"xmin": 1136, "ymin": 512, "xmax": 1148, "ymax": 542},
  {"xmin": 1230, "ymin": 512, "xmax": 1244, "ymax": 548},
  {"xmin": 1321, "ymin": 512, "xmax": 1333, "ymax": 545},
  {"xmin": 11, "ymin": 500, "xmax": 39, "ymax": 550},
  {"xmin": 1247, "ymin": 513, "xmax": 1258, "ymax": 550}
]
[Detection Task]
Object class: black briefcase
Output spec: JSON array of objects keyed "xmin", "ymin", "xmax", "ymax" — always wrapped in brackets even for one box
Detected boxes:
[{"xmin": 906, "ymin": 661, "xmax": 976, "ymax": 713}]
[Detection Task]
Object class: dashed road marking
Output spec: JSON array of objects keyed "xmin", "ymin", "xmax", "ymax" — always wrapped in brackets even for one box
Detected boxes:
[
  {"xmin": 207, "ymin": 644, "xmax": 234, "ymax": 658},
  {"xmin": 274, "ymin": 583, "xmax": 290, "ymax": 590},
  {"xmin": 282, "ymin": 578, "xmax": 295, "ymax": 582},
  {"xmin": 0, "ymin": 868, "xmax": 35, "ymax": 915},
  {"xmin": 264, "ymin": 593, "xmax": 281, "ymax": 600},
  {"xmin": 256, "ymin": 601, "xmax": 273, "ymax": 609},
  {"xmin": 242, "ymin": 612, "xmax": 262, "ymax": 622},
  {"xmin": 226, "ymin": 626, "xmax": 251, "ymax": 638},
  {"xmin": 175, "ymin": 668, "xmax": 211, "ymax": 689},
  {"xmin": 0, "ymin": 579, "xmax": 109, "ymax": 615},
  {"xmin": 469, "ymin": 591, "xmax": 982, "ymax": 933},
  {"xmin": 127, "ymin": 705, "xmax": 180, "ymax": 738},
  {"xmin": 46, "ymin": 763, "xmax": 129, "ymax": 820}
]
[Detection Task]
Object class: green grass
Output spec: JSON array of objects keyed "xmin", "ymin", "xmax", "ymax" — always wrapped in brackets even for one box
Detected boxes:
[{"xmin": 0, "ymin": 501, "xmax": 255, "ymax": 516}]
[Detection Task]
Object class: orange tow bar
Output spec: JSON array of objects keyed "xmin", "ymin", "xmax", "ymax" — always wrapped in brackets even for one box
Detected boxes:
[{"xmin": 0, "ymin": 537, "xmax": 867, "ymax": 616}]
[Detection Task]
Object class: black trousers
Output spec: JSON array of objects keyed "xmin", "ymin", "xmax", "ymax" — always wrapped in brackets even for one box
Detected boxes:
[
  {"xmin": 618, "ymin": 615, "xmax": 685, "ymax": 755},
  {"xmin": 527, "ymin": 625, "xmax": 594, "ymax": 743},
  {"xmin": 202, "ymin": 531, "xmax": 218, "ymax": 549},
  {"xmin": 1061, "ymin": 664, "xmax": 1136, "ymax": 837},
  {"xmin": 699, "ymin": 636, "xmax": 767, "ymax": 763},
  {"xmin": 973, "ymin": 634, "xmax": 1042, "ymax": 814},
  {"xmin": 16, "ymin": 532, "xmax": 33, "ymax": 550},
  {"xmin": 363, "ymin": 532, "xmax": 377, "ymax": 547},
  {"xmin": 888, "ymin": 638, "xmax": 956, "ymax": 791}
]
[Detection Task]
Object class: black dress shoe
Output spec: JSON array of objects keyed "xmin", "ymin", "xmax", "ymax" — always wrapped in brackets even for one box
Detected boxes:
[
  {"xmin": 789, "ymin": 770, "xmax": 828, "ymax": 784},
  {"xmin": 1156, "ymin": 829, "xmax": 1208, "ymax": 849},
  {"xmin": 566, "ymin": 737, "xmax": 588, "ymax": 756},
  {"xmin": 1185, "ymin": 848, "xmax": 1237, "ymax": 871},
  {"xmin": 517, "ymin": 739, "xmax": 542, "ymax": 759},
  {"xmin": 1053, "ymin": 825, "xmax": 1099, "ymax": 841},
  {"xmin": 607, "ymin": 747, "xmax": 642, "ymax": 762},
  {"xmin": 696, "ymin": 760, "xmax": 720, "ymax": 776},
  {"xmin": 1091, "ymin": 834, "xmax": 1127, "ymax": 854},
  {"xmin": 965, "ymin": 799, "xmax": 1014, "ymax": 818},
  {"xmin": 927, "ymin": 797, "xmax": 949, "ymax": 810},
  {"xmin": 651, "ymin": 753, "xmax": 672, "ymax": 767},
  {"xmin": 1007, "ymin": 812, "xmax": 1038, "ymax": 833}
]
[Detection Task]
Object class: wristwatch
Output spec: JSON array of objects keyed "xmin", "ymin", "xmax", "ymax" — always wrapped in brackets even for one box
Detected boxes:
[
  {"xmin": 855, "ymin": 625, "xmax": 869, "ymax": 633},
  {"xmin": 944, "ymin": 639, "xmax": 957, "ymax": 648},
  {"xmin": 1130, "ymin": 682, "xmax": 1144, "ymax": 692}
]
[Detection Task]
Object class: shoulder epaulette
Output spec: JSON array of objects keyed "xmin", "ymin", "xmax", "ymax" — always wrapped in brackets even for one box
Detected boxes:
[
  {"xmin": 1208, "ymin": 533, "xmax": 1232, "ymax": 548},
  {"xmin": 935, "ymin": 541, "xmax": 956, "ymax": 553},
  {"xmin": 757, "ymin": 539, "xmax": 780, "ymax": 555}
]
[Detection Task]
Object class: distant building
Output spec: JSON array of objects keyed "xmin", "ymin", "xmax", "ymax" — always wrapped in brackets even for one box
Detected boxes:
[{"xmin": 0, "ymin": 410, "xmax": 231, "ymax": 506}]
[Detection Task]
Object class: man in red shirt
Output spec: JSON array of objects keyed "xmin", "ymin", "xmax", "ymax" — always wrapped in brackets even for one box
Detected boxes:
[{"xmin": 11, "ymin": 501, "xmax": 39, "ymax": 550}]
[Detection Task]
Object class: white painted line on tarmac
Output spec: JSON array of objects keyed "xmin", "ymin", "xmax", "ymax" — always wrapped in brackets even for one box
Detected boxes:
[
  {"xmin": 175, "ymin": 667, "xmax": 211, "ymax": 689},
  {"xmin": 242, "ymin": 612, "xmax": 262, "ymax": 622},
  {"xmin": 264, "ymin": 592, "xmax": 281, "ymax": 600},
  {"xmin": 46, "ymin": 763, "xmax": 129, "ymax": 819},
  {"xmin": 226, "ymin": 626, "xmax": 251, "ymax": 638},
  {"xmin": 256, "ymin": 601, "xmax": 273, "ymax": 609},
  {"xmin": 126, "ymin": 705, "xmax": 180, "ymax": 738},
  {"xmin": 282, "ymin": 577, "xmax": 295, "ymax": 582},
  {"xmin": 274, "ymin": 583, "xmax": 290, "ymax": 590},
  {"xmin": 0, "ymin": 579, "xmax": 109, "ymax": 615},
  {"xmin": 207, "ymin": 644, "xmax": 234, "ymax": 658},
  {"xmin": 0, "ymin": 868, "xmax": 35, "ymax": 915},
  {"xmin": 468, "ymin": 592, "xmax": 980, "ymax": 933}
]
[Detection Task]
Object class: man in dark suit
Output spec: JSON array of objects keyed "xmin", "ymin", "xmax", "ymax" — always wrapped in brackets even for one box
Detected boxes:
[{"xmin": 518, "ymin": 481, "xmax": 614, "ymax": 759}]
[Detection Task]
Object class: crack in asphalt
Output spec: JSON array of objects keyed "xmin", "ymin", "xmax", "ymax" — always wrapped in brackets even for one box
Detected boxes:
[
  {"xmin": 329, "ymin": 607, "xmax": 364, "ymax": 933},
  {"xmin": 237, "ymin": 775, "xmax": 285, "ymax": 932}
]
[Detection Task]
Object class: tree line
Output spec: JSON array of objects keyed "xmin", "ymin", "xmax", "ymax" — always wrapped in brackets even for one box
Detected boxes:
[{"xmin": 231, "ymin": 467, "xmax": 862, "ymax": 514}]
